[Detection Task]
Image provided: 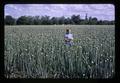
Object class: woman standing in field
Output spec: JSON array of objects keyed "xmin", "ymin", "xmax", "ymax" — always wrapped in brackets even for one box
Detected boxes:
[{"xmin": 64, "ymin": 29, "xmax": 74, "ymax": 46}]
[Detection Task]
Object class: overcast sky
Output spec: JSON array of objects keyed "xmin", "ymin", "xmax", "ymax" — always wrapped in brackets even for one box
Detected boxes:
[{"xmin": 4, "ymin": 4, "xmax": 115, "ymax": 21}]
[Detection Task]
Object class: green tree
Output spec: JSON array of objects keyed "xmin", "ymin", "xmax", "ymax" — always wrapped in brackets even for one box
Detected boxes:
[
  {"xmin": 26, "ymin": 16, "xmax": 34, "ymax": 25},
  {"xmin": 58, "ymin": 16, "xmax": 65, "ymax": 24},
  {"xmin": 33, "ymin": 16, "xmax": 41, "ymax": 25},
  {"xmin": 5, "ymin": 15, "xmax": 15, "ymax": 25},
  {"xmin": 16, "ymin": 16, "xmax": 28, "ymax": 25},
  {"xmin": 50, "ymin": 17, "xmax": 59, "ymax": 25},
  {"xmin": 71, "ymin": 15, "xmax": 81, "ymax": 24},
  {"xmin": 92, "ymin": 17, "xmax": 98, "ymax": 24}
]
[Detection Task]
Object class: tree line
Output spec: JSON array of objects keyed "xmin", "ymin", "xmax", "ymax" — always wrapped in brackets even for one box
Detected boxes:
[{"xmin": 4, "ymin": 14, "xmax": 114, "ymax": 25}]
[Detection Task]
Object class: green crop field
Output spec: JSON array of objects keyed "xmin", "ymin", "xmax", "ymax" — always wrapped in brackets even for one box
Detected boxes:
[{"xmin": 4, "ymin": 25, "xmax": 115, "ymax": 78}]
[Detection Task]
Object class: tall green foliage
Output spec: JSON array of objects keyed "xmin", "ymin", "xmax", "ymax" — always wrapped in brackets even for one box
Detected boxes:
[{"xmin": 4, "ymin": 25, "xmax": 115, "ymax": 78}]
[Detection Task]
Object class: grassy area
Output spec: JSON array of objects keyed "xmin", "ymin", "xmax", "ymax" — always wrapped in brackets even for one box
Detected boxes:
[{"xmin": 4, "ymin": 25, "xmax": 115, "ymax": 78}]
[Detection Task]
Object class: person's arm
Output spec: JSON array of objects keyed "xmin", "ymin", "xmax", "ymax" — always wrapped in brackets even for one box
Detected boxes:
[{"xmin": 64, "ymin": 37, "xmax": 69, "ymax": 42}]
